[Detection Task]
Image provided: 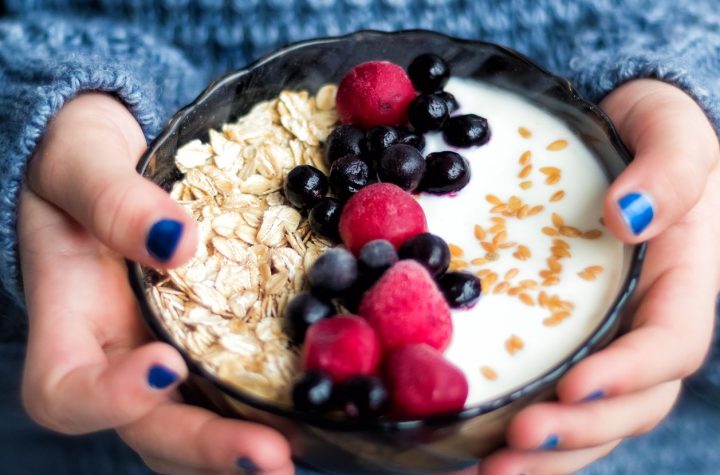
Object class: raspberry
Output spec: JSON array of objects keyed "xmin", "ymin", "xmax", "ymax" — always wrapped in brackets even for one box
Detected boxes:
[
  {"xmin": 302, "ymin": 315, "xmax": 381, "ymax": 382},
  {"xmin": 358, "ymin": 260, "xmax": 452, "ymax": 351},
  {"xmin": 339, "ymin": 183, "xmax": 427, "ymax": 255},
  {"xmin": 336, "ymin": 61, "xmax": 417, "ymax": 129},
  {"xmin": 384, "ymin": 343, "xmax": 468, "ymax": 419}
]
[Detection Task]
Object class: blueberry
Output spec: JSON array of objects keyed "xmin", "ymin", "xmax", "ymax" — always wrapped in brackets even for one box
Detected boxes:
[
  {"xmin": 398, "ymin": 233, "xmax": 450, "ymax": 277},
  {"xmin": 421, "ymin": 151, "xmax": 471, "ymax": 194},
  {"xmin": 408, "ymin": 94, "xmax": 448, "ymax": 133},
  {"xmin": 437, "ymin": 272, "xmax": 482, "ymax": 308},
  {"xmin": 378, "ymin": 144, "xmax": 426, "ymax": 192},
  {"xmin": 436, "ymin": 91, "xmax": 459, "ymax": 114},
  {"xmin": 292, "ymin": 370, "xmax": 334, "ymax": 413},
  {"xmin": 283, "ymin": 291, "xmax": 335, "ymax": 343},
  {"xmin": 358, "ymin": 240, "xmax": 398, "ymax": 281},
  {"xmin": 284, "ymin": 165, "xmax": 328, "ymax": 209},
  {"xmin": 308, "ymin": 248, "xmax": 358, "ymax": 297},
  {"xmin": 335, "ymin": 375, "xmax": 390, "ymax": 418},
  {"xmin": 395, "ymin": 126, "xmax": 426, "ymax": 153},
  {"xmin": 442, "ymin": 114, "xmax": 490, "ymax": 148},
  {"xmin": 309, "ymin": 197, "xmax": 342, "ymax": 242},
  {"xmin": 362, "ymin": 126, "xmax": 400, "ymax": 161},
  {"xmin": 325, "ymin": 124, "xmax": 365, "ymax": 165},
  {"xmin": 407, "ymin": 53, "xmax": 451, "ymax": 93},
  {"xmin": 329, "ymin": 154, "xmax": 369, "ymax": 201}
]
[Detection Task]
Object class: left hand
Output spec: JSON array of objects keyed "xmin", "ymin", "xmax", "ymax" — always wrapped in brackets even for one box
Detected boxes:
[{"xmin": 470, "ymin": 80, "xmax": 720, "ymax": 474}]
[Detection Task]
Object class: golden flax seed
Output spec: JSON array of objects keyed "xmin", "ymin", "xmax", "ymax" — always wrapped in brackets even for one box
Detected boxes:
[
  {"xmin": 519, "ymin": 150, "xmax": 532, "ymax": 164},
  {"xmin": 449, "ymin": 243, "xmax": 464, "ymax": 257},
  {"xmin": 529, "ymin": 205, "xmax": 545, "ymax": 216},
  {"xmin": 449, "ymin": 260, "xmax": 470, "ymax": 271},
  {"xmin": 481, "ymin": 272, "xmax": 498, "ymax": 291},
  {"xmin": 519, "ymin": 164, "xmax": 532, "ymax": 179},
  {"xmin": 518, "ymin": 127, "xmax": 533, "ymax": 138},
  {"xmin": 550, "ymin": 190, "xmax": 565, "ymax": 202},
  {"xmin": 489, "ymin": 223, "xmax": 505, "ymax": 234},
  {"xmin": 539, "ymin": 166, "xmax": 561, "ymax": 175},
  {"xmin": 582, "ymin": 229, "xmax": 603, "ymax": 239},
  {"xmin": 505, "ymin": 334, "xmax": 525, "ymax": 355},
  {"xmin": 481, "ymin": 366, "xmax": 498, "ymax": 380},
  {"xmin": 520, "ymin": 180, "xmax": 533, "ymax": 190},
  {"xmin": 486, "ymin": 194, "xmax": 502, "ymax": 205},
  {"xmin": 481, "ymin": 241, "xmax": 497, "ymax": 253},
  {"xmin": 504, "ymin": 268, "xmax": 519, "ymax": 280},
  {"xmin": 560, "ymin": 226, "xmax": 582, "ymax": 237},
  {"xmin": 474, "ymin": 224, "xmax": 486, "ymax": 240},
  {"xmin": 552, "ymin": 213, "xmax": 564, "ymax": 228},
  {"xmin": 519, "ymin": 293, "xmax": 535, "ymax": 306},
  {"xmin": 546, "ymin": 174, "xmax": 562, "ymax": 185},
  {"xmin": 518, "ymin": 204, "xmax": 529, "ymax": 218},
  {"xmin": 547, "ymin": 139, "xmax": 568, "ymax": 151},
  {"xmin": 493, "ymin": 281, "xmax": 510, "ymax": 294},
  {"xmin": 471, "ymin": 257, "xmax": 489, "ymax": 266},
  {"xmin": 542, "ymin": 227, "xmax": 559, "ymax": 237}
]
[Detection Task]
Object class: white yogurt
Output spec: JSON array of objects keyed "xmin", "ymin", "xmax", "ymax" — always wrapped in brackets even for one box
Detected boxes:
[{"xmin": 416, "ymin": 78, "xmax": 625, "ymax": 406}]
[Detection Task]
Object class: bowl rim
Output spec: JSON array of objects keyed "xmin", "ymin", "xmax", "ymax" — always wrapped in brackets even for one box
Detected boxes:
[{"xmin": 128, "ymin": 29, "xmax": 646, "ymax": 432}]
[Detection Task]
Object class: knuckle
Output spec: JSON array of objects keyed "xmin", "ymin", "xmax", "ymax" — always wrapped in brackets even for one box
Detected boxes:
[{"xmin": 21, "ymin": 381, "xmax": 75, "ymax": 434}]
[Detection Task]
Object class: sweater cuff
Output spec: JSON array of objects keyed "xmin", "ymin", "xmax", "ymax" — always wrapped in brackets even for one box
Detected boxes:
[{"xmin": 569, "ymin": 53, "xmax": 720, "ymax": 136}]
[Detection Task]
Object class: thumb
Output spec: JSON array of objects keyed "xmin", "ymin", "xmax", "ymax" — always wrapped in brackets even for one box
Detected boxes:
[
  {"xmin": 29, "ymin": 94, "xmax": 197, "ymax": 267},
  {"xmin": 600, "ymin": 80, "xmax": 719, "ymax": 242}
]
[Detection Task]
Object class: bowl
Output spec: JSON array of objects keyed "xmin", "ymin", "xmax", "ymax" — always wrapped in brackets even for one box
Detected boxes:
[{"xmin": 128, "ymin": 30, "xmax": 645, "ymax": 474}]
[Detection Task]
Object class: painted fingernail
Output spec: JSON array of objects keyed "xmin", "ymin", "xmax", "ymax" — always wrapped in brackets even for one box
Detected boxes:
[
  {"xmin": 147, "ymin": 365, "xmax": 178, "ymax": 389},
  {"xmin": 618, "ymin": 192, "xmax": 654, "ymax": 235},
  {"xmin": 146, "ymin": 219, "xmax": 183, "ymax": 262},
  {"xmin": 539, "ymin": 434, "xmax": 560, "ymax": 450},
  {"xmin": 582, "ymin": 389, "xmax": 605, "ymax": 402},
  {"xmin": 236, "ymin": 457, "xmax": 260, "ymax": 472}
]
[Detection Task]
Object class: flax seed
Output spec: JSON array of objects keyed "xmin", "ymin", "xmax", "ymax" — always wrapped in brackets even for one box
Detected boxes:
[
  {"xmin": 550, "ymin": 190, "xmax": 565, "ymax": 202},
  {"xmin": 519, "ymin": 293, "xmax": 535, "ymax": 306},
  {"xmin": 481, "ymin": 366, "xmax": 498, "ymax": 380},
  {"xmin": 551, "ymin": 213, "xmax": 564, "ymax": 228},
  {"xmin": 493, "ymin": 281, "xmax": 510, "ymax": 294},
  {"xmin": 518, "ymin": 127, "xmax": 533, "ymax": 138},
  {"xmin": 471, "ymin": 257, "xmax": 489, "ymax": 266},
  {"xmin": 582, "ymin": 229, "xmax": 603, "ymax": 239},
  {"xmin": 560, "ymin": 226, "xmax": 582, "ymax": 237},
  {"xmin": 519, "ymin": 150, "xmax": 532, "ymax": 164},
  {"xmin": 474, "ymin": 224, "xmax": 486, "ymax": 240},
  {"xmin": 547, "ymin": 139, "xmax": 568, "ymax": 151},
  {"xmin": 520, "ymin": 180, "xmax": 533, "ymax": 190},
  {"xmin": 529, "ymin": 205, "xmax": 545, "ymax": 216},
  {"xmin": 519, "ymin": 164, "xmax": 532, "ymax": 179},
  {"xmin": 486, "ymin": 194, "xmax": 502, "ymax": 205},
  {"xmin": 504, "ymin": 268, "xmax": 519, "ymax": 280},
  {"xmin": 542, "ymin": 226, "xmax": 559, "ymax": 237},
  {"xmin": 449, "ymin": 243, "xmax": 464, "ymax": 257},
  {"xmin": 546, "ymin": 174, "xmax": 561, "ymax": 185}
]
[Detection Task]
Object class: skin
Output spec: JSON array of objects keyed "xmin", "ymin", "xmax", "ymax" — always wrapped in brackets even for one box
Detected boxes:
[{"xmin": 18, "ymin": 80, "xmax": 720, "ymax": 475}]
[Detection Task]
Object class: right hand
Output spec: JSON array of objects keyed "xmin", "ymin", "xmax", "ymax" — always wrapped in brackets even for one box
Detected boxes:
[{"xmin": 19, "ymin": 93, "xmax": 294, "ymax": 474}]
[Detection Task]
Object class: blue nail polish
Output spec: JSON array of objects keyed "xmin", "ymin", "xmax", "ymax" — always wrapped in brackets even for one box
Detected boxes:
[
  {"xmin": 618, "ymin": 193, "xmax": 654, "ymax": 235},
  {"xmin": 236, "ymin": 457, "xmax": 260, "ymax": 472},
  {"xmin": 146, "ymin": 219, "xmax": 183, "ymax": 262},
  {"xmin": 582, "ymin": 389, "xmax": 605, "ymax": 402},
  {"xmin": 539, "ymin": 434, "xmax": 560, "ymax": 450},
  {"xmin": 147, "ymin": 365, "xmax": 178, "ymax": 389}
]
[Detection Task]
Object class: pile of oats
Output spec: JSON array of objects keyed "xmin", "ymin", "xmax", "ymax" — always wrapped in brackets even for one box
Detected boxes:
[{"xmin": 147, "ymin": 85, "xmax": 339, "ymax": 404}]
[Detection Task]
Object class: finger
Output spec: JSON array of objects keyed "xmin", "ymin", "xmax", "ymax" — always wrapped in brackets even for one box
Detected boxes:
[
  {"xmin": 23, "ymin": 336, "xmax": 187, "ymax": 434},
  {"xmin": 480, "ymin": 440, "xmax": 621, "ymax": 475},
  {"xmin": 555, "ymin": 255, "xmax": 716, "ymax": 402},
  {"xmin": 118, "ymin": 403, "xmax": 293, "ymax": 473},
  {"xmin": 28, "ymin": 93, "xmax": 197, "ymax": 268},
  {"xmin": 140, "ymin": 459, "xmax": 295, "ymax": 475},
  {"xmin": 506, "ymin": 380, "xmax": 680, "ymax": 452},
  {"xmin": 600, "ymin": 80, "xmax": 719, "ymax": 242}
]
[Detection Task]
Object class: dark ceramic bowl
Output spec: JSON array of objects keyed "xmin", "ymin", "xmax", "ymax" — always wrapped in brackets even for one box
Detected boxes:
[{"xmin": 128, "ymin": 30, "xmax": 645, "ymax": 474}]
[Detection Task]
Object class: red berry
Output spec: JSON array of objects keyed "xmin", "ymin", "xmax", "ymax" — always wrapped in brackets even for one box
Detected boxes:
[
  {"xmin": 336, "ymin": 61, "xmax": 417, "ymax": 129},
  {"xmin": 339, "ymin": 183, "xmax": 427, "ymax": 255},
  {"xmin": 385, "ymin": 343, "xmax": 468, "ymax": 419},
  {"xmin": 358, "ymin": 260, "xmax": 452, "ymax": 351},
  {"xmin": 303, "ymin": 314, "xmax": 381, "ymax": 382}
]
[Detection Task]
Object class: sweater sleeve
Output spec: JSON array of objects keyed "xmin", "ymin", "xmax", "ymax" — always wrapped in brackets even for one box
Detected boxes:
[{"xmin": 0, "ymin": 13, "xmax": 205, "ymax": 307}]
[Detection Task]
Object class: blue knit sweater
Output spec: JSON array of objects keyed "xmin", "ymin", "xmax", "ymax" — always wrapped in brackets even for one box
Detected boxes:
[{"xmin": 0, "ymin": 1, "xmax": 719, "ymax": 474}]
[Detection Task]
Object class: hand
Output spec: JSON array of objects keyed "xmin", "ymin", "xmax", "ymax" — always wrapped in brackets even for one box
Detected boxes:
[
  {"xmin": 19, "ymin": 93, "xmax": 294, "ymax": 474},
  {"xmin": 471, "ymin": 80, "xmax": 720, "ymax": 474}
]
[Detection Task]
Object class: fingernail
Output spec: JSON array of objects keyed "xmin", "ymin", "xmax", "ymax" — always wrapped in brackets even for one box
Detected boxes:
[
  {"xmin": 539, "ymin": 434, "xmax": 560, "ymax": 450},
  {"xmin": 618, "ymin": 192, "xmax": 654, "ymax": 235},
  {"xmin": 147, "ymin": 365, "xmax": 178, "ymax": 389},
  {"xmin": 582, "ymin": 389, "xmax": 605, "ymax": 402},
  {"xmin": 146, "ymin": 219, "xmax": 183, "ymax": 262},
  {"xmin": 236, "ymin": 457, "xmax": 260, "ymax": 472}
]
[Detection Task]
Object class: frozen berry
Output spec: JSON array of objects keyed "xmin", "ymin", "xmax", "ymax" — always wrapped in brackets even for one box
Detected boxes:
[
  {"xmin": 395, "ymin": 127, "xmax": 426, "ymax": 153},
  {"xmin": 308, "ymin": 248, "xmax": 358, "ymax": 297},
  {"xmin": 437, "ymin": 272, "xmax": 482, "ymax": 308},
  {"xmin": 329, "ymin": 154, "xmax": 369, "ymax": 201},
  {"xmin": 309, "ymin": 197, "xmax": 342, "ymax": 242},
  {"xmin": 358, "ymin": 260, "xmax": 452, "ymax": 351},
  {"xmin": 283, "ymin": 291, "xmax": 335, "ymax": 343},
  {"xmin": 358, "ymin": 239, "xmax": 398, "ymax": 281},
  {"xmin": 335, "ymin": 375, "xmax": 390, "ymax": 418},
  {"xmin": 408, "ymin": 94, "xmax": 448, "ymax": 133},
  {"xmin": 436, "ymin": 91, "xmax": 459, "ymax": 114},
  {"xmin": 325, "ymin": 125, "xmax": 365, "ymax": 164},
  {"xmin": 303, "ymin": 315, "xmax": 381, "ymax": 382},
  {"xmin": 361, "ymin": 126, "xmax": 400, "ymax": 161},
  {"xmin": 398, "ymin": 233, "xmax": 450, "ymax": 277},
  {"xmin": 407, "ymin": 53, "xmax": 451, "ymax": 93},
  {"xmin": 421, "ymin": 151, "xmax": 471, "ymax": 194},
  {"xmin": 339, "ymin": 183, "xmax": 427, "ymax": 255},
  {"xmin": 384, "ymin": 343, "xmax": 468, "ymax": 419},
  {"xmin": 378, "ymin": 144, "xmax": 426, "ymax": 192},
  {"xmin": 284, "ymin": 165, "xmax": 328, "ymax": 208},
  {"xmin": 292, "ymin": 370, "xmax": 334, "ymax": 412},
  {"xmin": 442, "ymin": 114, "xmax": 490, "ymax": 147},
  {"xmin": 336, "ymin": 61, "xmax": 416, "ymax": 128}
]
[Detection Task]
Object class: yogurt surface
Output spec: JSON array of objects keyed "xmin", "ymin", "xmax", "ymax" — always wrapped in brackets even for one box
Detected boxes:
[{"xmin": 417, "ymin": 78, "xmax": 624, "ymax": 405}]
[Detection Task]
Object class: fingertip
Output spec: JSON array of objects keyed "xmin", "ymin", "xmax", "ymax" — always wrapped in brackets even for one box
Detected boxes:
[
  {"xmin": 506, "ymin": 403, "xmax": 555, "ymax": 450},
  {"xmin": 603, "ymin": 185, "xmax": 655, "ymax": 243},
  {"xmin": 233, "ymin": 423, "xmax": 293, "ymax": 470},
  {"xmin": 141, "ymin": 342, "xmax": 189, "ymax": 388},
  {"xmin": 144, "ymin": 210, "xmax": 198, "ymax": 269}
]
